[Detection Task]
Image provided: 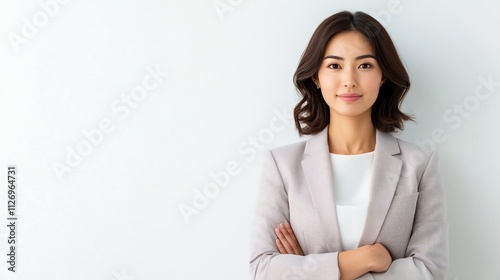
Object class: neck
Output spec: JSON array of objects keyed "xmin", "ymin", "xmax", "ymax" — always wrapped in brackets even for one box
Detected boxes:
[{"xmin": 328, "ymin": 110, "xmax": 376, "ymax": 154}]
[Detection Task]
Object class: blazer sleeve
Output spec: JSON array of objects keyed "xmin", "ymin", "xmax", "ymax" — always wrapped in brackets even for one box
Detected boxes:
[
  {"xmin": 356, "ymin": 152, "xmax": 449, "ymax": 280},
  {"xmin": 249, "ymin": 150, "xmax": 341, "ymax": 280}
]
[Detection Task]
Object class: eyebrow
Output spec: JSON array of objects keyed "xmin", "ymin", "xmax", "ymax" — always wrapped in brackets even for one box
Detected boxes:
[{"xmin": 323, "ymin": 54, "xmax": 377, "ymax": 60}]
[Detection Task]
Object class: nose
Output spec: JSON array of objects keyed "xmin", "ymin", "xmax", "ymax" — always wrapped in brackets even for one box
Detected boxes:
[{"xmin": 342, "ymin": 69, "xmax": 357, "ymax": 88}]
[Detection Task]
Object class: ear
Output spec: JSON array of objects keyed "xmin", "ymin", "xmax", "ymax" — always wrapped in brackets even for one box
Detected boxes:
[
  {"xmin": 312, "ymin": 77, "xmax": 320, "ymax": 89},
  {"xmin": 380, "ymin": 78, "xmax": 386, "ymax": 87}
]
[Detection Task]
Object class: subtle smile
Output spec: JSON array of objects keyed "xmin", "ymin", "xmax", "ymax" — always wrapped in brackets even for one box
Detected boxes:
[{"xmin": 336, "ymin": 93, "xmax": 362, "ymax": 102}]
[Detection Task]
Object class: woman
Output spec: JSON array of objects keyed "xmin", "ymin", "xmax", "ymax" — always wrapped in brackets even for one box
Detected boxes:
[{"xmin": 249, "ymin": 11, "xmax": 448, "ymax": 280}]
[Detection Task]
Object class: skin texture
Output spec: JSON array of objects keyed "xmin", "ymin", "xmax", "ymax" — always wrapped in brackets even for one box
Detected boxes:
[
  {"xmin": 275, "ymin": 31, "xmax": 393, "ymax": 280},
  {"xmin": 316, "ymin": 31, "xmax": 384, "ymax": 155},
  {"xmin": 315, "ymin": 31, "xmax": 383, "ymax": 120}
]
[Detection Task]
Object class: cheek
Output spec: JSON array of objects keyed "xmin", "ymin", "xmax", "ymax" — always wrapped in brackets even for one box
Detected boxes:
[
  {"xmin": 362, "ymin": 76, "xmax": 383, "ymax": 93},
  {"xmin": 317, "ymin": 75, "xmax": 341, "ymax": 95},
  {"xmin": 361, "ymin": 72, "xmax": 382, "ymax": 85}
]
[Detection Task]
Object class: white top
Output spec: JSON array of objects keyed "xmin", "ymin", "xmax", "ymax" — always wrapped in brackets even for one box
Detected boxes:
[{"xmin": 330, "ymin": 151, "xmax": 374, "ymax": 251}]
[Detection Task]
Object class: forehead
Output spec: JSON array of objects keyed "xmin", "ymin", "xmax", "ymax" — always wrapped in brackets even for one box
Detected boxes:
[{"xmin": 324, "ymin": 31, "xmax": 374, "ymax": 56}]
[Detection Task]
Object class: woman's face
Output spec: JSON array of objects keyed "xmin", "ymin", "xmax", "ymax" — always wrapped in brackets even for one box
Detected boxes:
[{"xmin": 315, "ymin": 31, "xmax": 384, "ymax": 120}]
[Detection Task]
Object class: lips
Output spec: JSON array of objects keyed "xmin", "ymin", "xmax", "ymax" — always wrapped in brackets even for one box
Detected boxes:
[{"xmin": 337, "ymin": 93, "xmax": 362, "ymax": 102}]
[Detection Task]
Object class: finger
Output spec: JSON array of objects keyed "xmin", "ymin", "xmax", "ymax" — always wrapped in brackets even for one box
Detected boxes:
[
  {"xmin": 284, "ymin": 223, "xmax": 304, "ymax": 255},
  {"xmin": 275, "ymin": 226, "xmax": 293, "ymax": 254},
  {"xmin": 279, "ymin": 223, "xmax": 302, "ymax": 255},
  {"xmin": 275, "ymin": 239, "xmax": 287, "ymax": 254},
  {"xmin": 282, "ymin": 224, "xmax": 304, "ymax": 255},
  {"xmin": 284, "ymin": 223, "xmax": 297, "ymax": 240},
  {"xmin": 275, "ymin": 226, "xmax": 294, "ymax": 254}
]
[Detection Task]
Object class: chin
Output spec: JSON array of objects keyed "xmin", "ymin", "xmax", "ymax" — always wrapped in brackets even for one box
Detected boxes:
[{"xmin": 330, "ymin": 108, "xmax": 372, "ymax": 118}]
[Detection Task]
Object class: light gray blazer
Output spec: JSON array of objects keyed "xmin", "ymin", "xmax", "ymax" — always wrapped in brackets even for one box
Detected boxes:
[{"xmin": 249, "ymin": 127, "xmax": 448, "ymax": 280}]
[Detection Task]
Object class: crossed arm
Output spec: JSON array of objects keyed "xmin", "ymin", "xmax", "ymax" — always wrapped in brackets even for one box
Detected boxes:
[
  {"xmin": 274, "ymin": 222, "xmax": 392, "ymax": 280},
  {"xmin": 250, "ymin": 150, "xmax": 448, "ymax": 280}
]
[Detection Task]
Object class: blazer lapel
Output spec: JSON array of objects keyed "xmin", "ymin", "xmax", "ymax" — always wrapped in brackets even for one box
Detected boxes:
[
  {"xmin": 301, "ymin": 127, "xmax": 342, "ymax": 252},
  {"xmin": 358, "ymin": 130, "xmax": 402, "ymax": 246},
  {"xmin": 301, "ymin": 128, "xmax": 403, "ymax": 251}
]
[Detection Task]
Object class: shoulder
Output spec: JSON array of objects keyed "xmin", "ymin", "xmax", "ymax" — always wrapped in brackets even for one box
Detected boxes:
[
  {"xmin": 267, "ymin": 139, "xmax": 308, "ymax": 165},
  {"xmin": 259, "ymin": 139, "xmax": 310, "ymax": 187},
  {"xmin": 390, "ymin": 133, "xmax": 437, "ymax": 174},
  {"xmin": 394, "ymin": 134, "xmax": 432, "ymax": 157}
]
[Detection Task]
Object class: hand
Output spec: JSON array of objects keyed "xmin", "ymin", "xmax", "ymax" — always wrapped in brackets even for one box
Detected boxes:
[
  {"xmin": 338, "ymin": 243, "xmax": 393, "ymax": 280},
  {"xmin": 274, "ymin": 223, "xmax": 304, "ymax": 255},
  {"xmin": 366, "ymin": 243, "xmax": 392, "ymax": 272}
]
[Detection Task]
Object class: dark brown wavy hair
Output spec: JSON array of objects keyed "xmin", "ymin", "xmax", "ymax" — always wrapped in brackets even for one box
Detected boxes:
[{"xmin": 293, "ymin": 11, "xmax": 413, "ymax": 135}]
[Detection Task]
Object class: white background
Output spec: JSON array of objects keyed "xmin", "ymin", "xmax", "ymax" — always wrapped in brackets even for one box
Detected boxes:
[{"xmin": 0, "ymin": 0, "xmax": 499, "ymax": 279}]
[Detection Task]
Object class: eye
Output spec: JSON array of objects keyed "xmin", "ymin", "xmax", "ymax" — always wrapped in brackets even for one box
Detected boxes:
[
  {"xmin": 358, "ymin": 63, "xmax": 372, "ymax": 69},
  {"xmin": 327, "ymin": 63, "xmax": 341, "ymax": 69}
]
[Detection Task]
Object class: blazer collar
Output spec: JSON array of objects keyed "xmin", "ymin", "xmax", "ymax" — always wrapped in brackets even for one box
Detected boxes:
[
  {"xmin": 303, "ymin": 126, "xmax": 401, "ymax": 156},
  {"xmin": 301, "ymin": 126, "xmax": 402, "ymax": 251}
]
